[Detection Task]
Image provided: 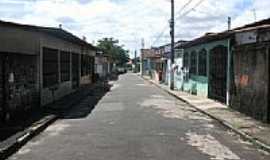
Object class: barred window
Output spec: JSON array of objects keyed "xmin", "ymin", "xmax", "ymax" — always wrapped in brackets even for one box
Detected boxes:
[
  {"xmin": 183, "ymin": 52, "xmax": 189, "ymax": 69},
  {"xmin": 60, "ymin": 51, "xmax": 70, "ymax": 82},
  {"xmin": 198, "ymin": 49, "xmax": 207, "ymax": 76},
  {"xmin": 81, "ymin": 55, "xmax": 94, "ymax": 76},
  {"xmin": 190, "ymin": 51, "xmax": 197, "ymax": 75},
  {"xmin": 43, "ymin": 47, "xmax": 59, "ymax": 88}
]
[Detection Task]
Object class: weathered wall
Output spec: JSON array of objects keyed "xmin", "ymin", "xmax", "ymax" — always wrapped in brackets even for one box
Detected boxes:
[
  {"xmin": 174, "ymin": 57, "xmax": 184, "ymax": 90},
  {"xmin": 182, "ymin": 39, "xmax": 229, "ymax": 98},
  {"xmin": 39, "ymin": 33, "xmax": 95, "ymax": 106},
  {"xmin": 0, "ymin": 24, "xmax": 96, "ymax": 111},
  {"xmin": 95, "ymin": 56, "xmax": 108, "ymax": 78},
  {"xmin": 0, "ymin": 25, "xmax": 39, "ymax": 55},
  {"xmin": 231, "ymin": 41, "xmax": 269, "ymax": 122},
  {"xmin": 5, "ymin": 54, "xmax": 39, "ymax": 112},
  {"xmin": 39, "ymin": 33, "xmax": 82, "ymax": 106}
]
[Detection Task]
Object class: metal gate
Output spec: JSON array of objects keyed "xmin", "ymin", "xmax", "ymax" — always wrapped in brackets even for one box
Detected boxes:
[
  {"xmin": 0, "ymin": 54, "xmax": 8, "ymax": 122},
  {"xmin": 209, "ymin": 45, "xmax": 228, "ymax": 103},
  {"xmin": 0, "ymin": 54, "xmax": 3, "ymax": 121},
  {"xmin": 268, "ymin": 47, "xmax": 270, "ymax": 123},
  {"xmin": 90, "ymin": 56, "xmax": 95, "ymax": 82},
  {"xmin": 72, "ymin": 53, "xmax": 79, "ymax": 89}
]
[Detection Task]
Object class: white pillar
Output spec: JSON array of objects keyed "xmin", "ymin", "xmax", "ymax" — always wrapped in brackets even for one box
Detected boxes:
[{"xmin": 226, "ymin": 40, "xmax": 231, "ymax": 106}]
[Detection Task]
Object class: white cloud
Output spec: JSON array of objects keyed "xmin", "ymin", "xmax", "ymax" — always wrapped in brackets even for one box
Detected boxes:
[{"xmin": 0, "ymin": 0, "xmax": 270, "ymax": 57}]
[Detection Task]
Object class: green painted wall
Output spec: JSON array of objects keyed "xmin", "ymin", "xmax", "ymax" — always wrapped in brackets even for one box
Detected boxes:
[{"xmin": 181, "ymin": 39, "xmax": 229, "ymax": 97}]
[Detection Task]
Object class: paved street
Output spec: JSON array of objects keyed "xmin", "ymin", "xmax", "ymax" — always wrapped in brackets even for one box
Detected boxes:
[{"xmin": 9, "ymin": 73, "xmax": 270, "ymax": 160}]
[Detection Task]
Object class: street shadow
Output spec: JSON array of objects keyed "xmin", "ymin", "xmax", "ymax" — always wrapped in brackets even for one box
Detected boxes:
[
  {"xmin": 0, "ymin": 75, "xmax": 117, "ymax": 143},
  {"xmin": 58, "ymin": 83, "xmax": 112, "ymax": 119},
  {"xmin": 0, "ymin": 108, "xmax": 49, "ymax": 142}
]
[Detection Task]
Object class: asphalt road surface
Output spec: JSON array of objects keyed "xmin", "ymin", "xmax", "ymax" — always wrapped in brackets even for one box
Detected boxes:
[{"xmin": 9, "ymin": 73, "xmax": 270, "ymax": 160}]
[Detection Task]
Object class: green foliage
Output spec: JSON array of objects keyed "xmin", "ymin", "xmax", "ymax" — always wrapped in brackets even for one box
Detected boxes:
[{"xmin": 97, "ymin": 38, "xmax": 130, "ymax": 66}]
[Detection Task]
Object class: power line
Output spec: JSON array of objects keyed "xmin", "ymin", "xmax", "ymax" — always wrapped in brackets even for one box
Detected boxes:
[
  {"xmin": 175, "ymin": 0, "xmax": 194, "ymax": 16},
  {"xmin": 152, "ymin": 0, "xmax": 194, "ymax": 46},
  {"xmin": 175, "ymin": 0, "xmax": 206, "ymax": 20},
  {"xmin": 152, "ymin": 0, "xmax": 206, "ymax": 46}
]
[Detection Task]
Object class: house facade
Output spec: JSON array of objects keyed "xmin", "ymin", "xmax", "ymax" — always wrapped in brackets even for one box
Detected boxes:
[
  {"xmin": 231, "ymin": 22, "xmax": 270, "ymax": 122},
  {"xmin": 95, "ymin": 51, "xmax": 114, "ymax": 79},
  {"xmin": 182, "ymin": 35, "xmax": 232, "ymax": 105},
  {"xmin": 0, "ymin": 20, "xmax": 97, "ymax": 121},
  {"xmin": 141, "ymin": 48, "xmax": 163, "ymax": 83},
  {"xmin": 140, "ymin": 18, "xmax": 270, "ymax": 123}
]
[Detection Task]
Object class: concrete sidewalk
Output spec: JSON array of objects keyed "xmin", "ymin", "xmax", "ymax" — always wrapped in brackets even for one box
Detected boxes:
[{"xmin": 142, "ymin": 76, "xmax": 270, "ymax": 152}]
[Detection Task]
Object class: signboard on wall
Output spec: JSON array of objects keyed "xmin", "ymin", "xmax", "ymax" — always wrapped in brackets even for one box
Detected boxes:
[{"xmin": 235, "ymin": 31, "xmax": 257, "ymax": 45}]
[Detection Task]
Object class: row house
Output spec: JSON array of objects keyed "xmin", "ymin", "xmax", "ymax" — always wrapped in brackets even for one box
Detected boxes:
[
  {"xmin": 95, "ymin": 50, "xmax": 114, "ymax": 79},
  {"xmin": 149, "ymin": 18, "xmax": 270, "ymax": 123},
  {"xmin": 155, "ymin": 41, "xmax": 187, "ymax": 88},
  {"xmin": 0, "ymin": 20, "xmax": 97, "ymax": 121},
  {"xmin": 181, "ymin": 18, "xmax": 270, "ymax": 122},
  {"xmin": 231, "ymin": 19, "xmax": 270, "ymax": 122},
  {"xmin": 181, "ymin": 32, "xmax": 231, "ymax": 104},
  {"xmin": 141, "ymin": 48, "xmax": 163, "ymax": 83}
]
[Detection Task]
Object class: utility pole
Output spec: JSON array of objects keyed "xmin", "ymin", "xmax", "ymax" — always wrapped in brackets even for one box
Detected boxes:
[
  {"xmin": 134, "ymin": 50, "xmax": 137, "ymax": 73},
  {"xmin": 141, "ymin": 38, "xmax": 145, "ymax": 49},
  {"xmin": 170, "ymin": 0, "xmax": 175, "ymax": 90},
  {"xmin": 228, "ymin": 17, "xmax": 231, "ymax": 30},
  {"xmin": 252, "ymin": 8, "xmax": 257, "ymax": 22},
  {"xmin": 140, "ymin": 38, "xmax": 145, "ymax": 76}
]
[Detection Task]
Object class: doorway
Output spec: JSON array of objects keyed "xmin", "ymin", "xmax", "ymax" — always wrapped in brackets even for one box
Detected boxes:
[
  {"xmin": 0, "ymin": 54, "xmax": 9, "ymax": 122},
  {"xmin": 268, "ymin": 47, "xmax": 270, "ymax": 123},
  {"xmin": 72, "ymin": 53, "xmax": 79, "ymax": 89},
  {"xmin": 208, "ymin": 45, "xmax": 228, "ymax": 103}
]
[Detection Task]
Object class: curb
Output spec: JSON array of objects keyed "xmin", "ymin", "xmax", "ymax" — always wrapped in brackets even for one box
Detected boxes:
[
  {"xmin": 0, "ymin": 81, "xmax": 109, "ymax": 159},
  {"xmin": 0, "ymin": 115, "xmax": 58, "ymax": 159},
  {"xmin": 141, "ymin": 76, "xmax": 270, "ymax": 153}
]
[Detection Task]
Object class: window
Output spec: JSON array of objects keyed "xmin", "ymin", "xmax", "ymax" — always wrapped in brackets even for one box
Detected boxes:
[
  {"xmin": 183, "ymin": 52, "xmax": 189, "ymax": 69},
  {"xmin": 198, "ymin": 49, "xmax": 207, "ymax": 76},
  {"xmin": 190, "ymin": 51, "xmax": 197, "ymax": 75},
  {"xmin": 81, "ymin": 55, "xmax": 87, "ymax": 76},
  {"xmin": 175, "ymin": 49, "xmax": 184, "ymax": 58},
  {"xmin": 43, "ymin": 47, "xmax": 59, "ymax": 88},
  {"xmin": 81, "ymin": 55, "xmax": 93, "ymax": 76},
  {"xmin": 60, "ymin": 51, "xmax": 70, "ymax": 82}
]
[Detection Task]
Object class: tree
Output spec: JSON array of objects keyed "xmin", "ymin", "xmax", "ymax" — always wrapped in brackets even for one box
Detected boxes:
[{"xmin": 97, "ymin": 38, "xmax": 130, "ymax": 66}]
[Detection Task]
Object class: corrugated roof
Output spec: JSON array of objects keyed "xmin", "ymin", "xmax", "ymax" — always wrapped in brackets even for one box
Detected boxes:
[{"xmin": 0, "ymin": 20, "xmax": 98, "ymax": 50}]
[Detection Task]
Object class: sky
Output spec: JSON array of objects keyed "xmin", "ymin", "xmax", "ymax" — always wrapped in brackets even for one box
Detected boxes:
[{"xmin": 0, "ymin": 0, "xmax": 270, "ymax": 57}]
